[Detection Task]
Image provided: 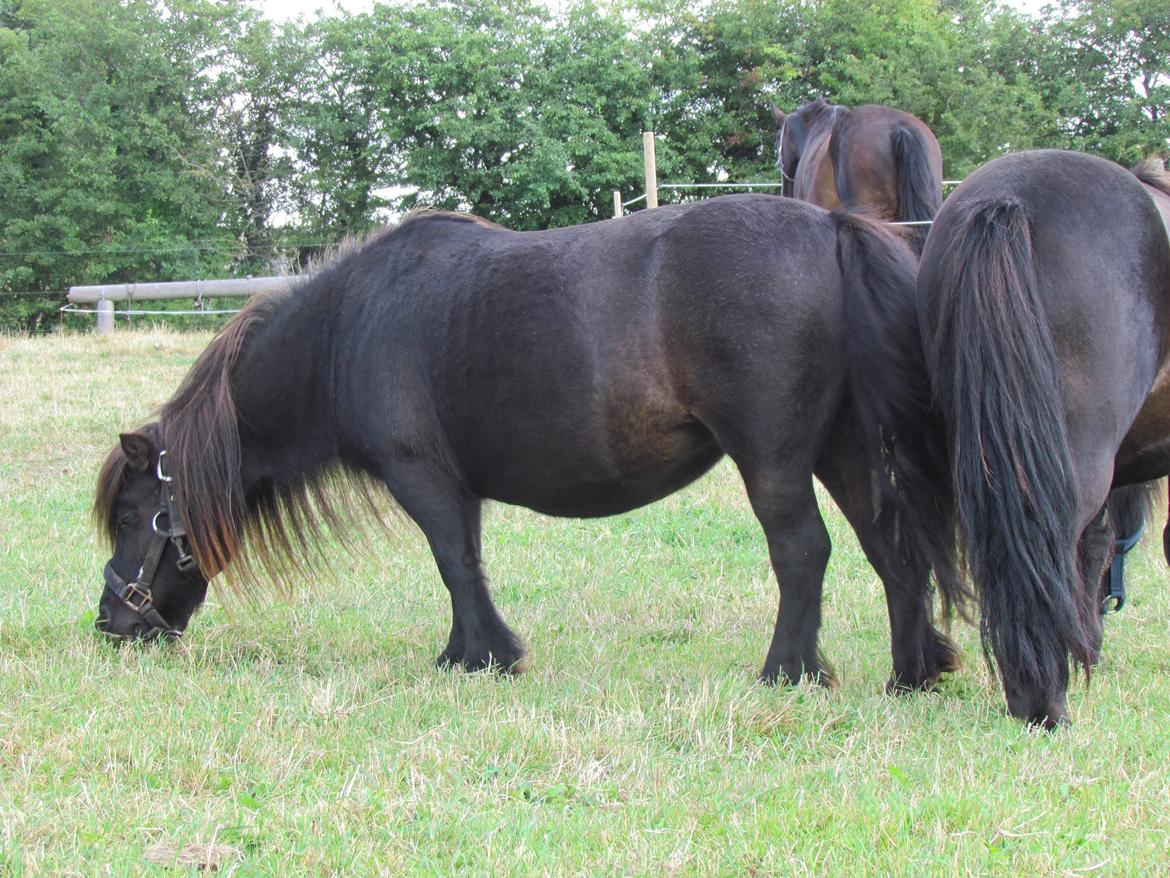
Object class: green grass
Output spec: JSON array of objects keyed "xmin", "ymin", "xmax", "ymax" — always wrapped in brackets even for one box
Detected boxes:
[{"xmin": 2, "ymin": 329, "xmax": 1169, "ymax": 876}]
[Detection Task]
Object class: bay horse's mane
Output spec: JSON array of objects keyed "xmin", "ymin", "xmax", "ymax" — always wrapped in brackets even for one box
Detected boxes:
[
  {"xmin": 1131, "ymin": 157, "xmax": 1170, "ymax": 197},
  {"xmin": 95, "ymin": 215, "xmax": 493, "ymax": 592}
]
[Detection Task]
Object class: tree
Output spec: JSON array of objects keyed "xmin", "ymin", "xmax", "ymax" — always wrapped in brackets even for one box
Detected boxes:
[
  {"xmin": 0, "ymin": 0, "xmax": 270, "ymax": 328},
  {"xmin": 1042, "ymin": 0, "xmax": 1170, "ymax": 161}
]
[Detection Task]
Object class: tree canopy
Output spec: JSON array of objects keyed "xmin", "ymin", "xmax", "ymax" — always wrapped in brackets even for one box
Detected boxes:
[{"xmin": 1, "ymin": 0, "xmax": 1167, "ymax": 328}]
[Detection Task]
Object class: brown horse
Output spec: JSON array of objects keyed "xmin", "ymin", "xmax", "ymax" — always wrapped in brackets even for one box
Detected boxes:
[{"xmin": 772, "ymin": 99, "xmax": 943, "ymax": 248}]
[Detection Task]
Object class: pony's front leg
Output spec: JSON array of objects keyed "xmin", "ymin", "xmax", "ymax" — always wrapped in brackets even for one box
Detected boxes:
[
  {"xmin": 381, "ymin": 457, "xmax": 526, "ymax": 673},
  {"xmin": 740, "ymin": 465, "xmax": 835, "ymax": 687}
]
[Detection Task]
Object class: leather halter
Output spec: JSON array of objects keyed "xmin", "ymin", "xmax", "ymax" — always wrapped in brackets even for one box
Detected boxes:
[{"xmin": 101, "ymin": 450, "xmax": 196, "ymax": 639}]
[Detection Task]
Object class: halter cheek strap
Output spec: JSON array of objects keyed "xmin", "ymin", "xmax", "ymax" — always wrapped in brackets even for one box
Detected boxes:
[{"xmin": 101, "ymin": 450, "xmax": 196, "ymax": 640}]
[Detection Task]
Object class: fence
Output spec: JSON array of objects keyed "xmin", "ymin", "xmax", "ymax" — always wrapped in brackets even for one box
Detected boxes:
[{"xmin": 64, "ymin": 276, "xmax": 298, "ymax": 334}]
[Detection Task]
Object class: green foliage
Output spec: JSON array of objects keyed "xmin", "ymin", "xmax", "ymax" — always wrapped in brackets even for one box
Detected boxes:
[
  {"xmin": 1, "ymin": 0, "xmax": 1166, "ymax": 332},
  {"xmin": 0, "ymin": 0, "xmax": 285, "ymax": 327},
  {"xmin": 1042, "ymin": 0, "xmax": 1170, "ymax": 162}
]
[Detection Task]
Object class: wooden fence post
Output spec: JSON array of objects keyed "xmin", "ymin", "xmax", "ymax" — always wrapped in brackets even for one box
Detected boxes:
[
  {"xmin": 642, "ymin": 131, "xmax": 658, "ymax": 209},
  {"xmin": 96, "ymin": 299, "xmax": 114, "ymax": 334},
  {"xmin": 613, "ymin": 190, "xmax": 623, "ymax": 217}
]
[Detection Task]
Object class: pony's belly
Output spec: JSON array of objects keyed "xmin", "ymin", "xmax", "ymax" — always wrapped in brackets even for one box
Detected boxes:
[
  {"xmin": 1116, "ymin": 364, "xmax": 1170, "ymax": 484},
  {"xmin": 477, "ymin": 431, "xmax": 724, "ymax": 518}
]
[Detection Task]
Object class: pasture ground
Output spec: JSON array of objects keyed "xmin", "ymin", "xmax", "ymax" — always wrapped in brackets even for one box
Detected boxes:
[{"xmin": 2, "ymin": 330, "xmax": 1169, "ymax": 876}]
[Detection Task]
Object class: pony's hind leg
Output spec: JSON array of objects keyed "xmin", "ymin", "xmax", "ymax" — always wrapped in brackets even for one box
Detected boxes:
[
  {"xmin": 816, "ymin": 437, "xmax": 959, "ymax": 692},
  {"xmin": 380, "ymin": 457, "xmax": 525, "ymax": 673},
  {"xmin": 738, "ymin": 464, "xmax": 835, "ymax": 686},
  {"xmin": 1079, "ymin": 505, "xmax": 1111, "ymax": 661}
]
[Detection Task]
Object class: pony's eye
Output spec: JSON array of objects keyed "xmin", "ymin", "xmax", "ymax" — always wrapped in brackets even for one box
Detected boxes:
[{"xmin": 117, "ymin": 512, "xmax": 137, "ymax": 530}]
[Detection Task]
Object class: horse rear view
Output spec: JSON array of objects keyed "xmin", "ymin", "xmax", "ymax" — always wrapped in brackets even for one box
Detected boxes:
[
  {"xmin": 772, "ymin": 99, "xmax": 942, "ymax": 249},
  {"xmin": 916, "ymin": 150, "xmax": 1170, "ymax": 727}
]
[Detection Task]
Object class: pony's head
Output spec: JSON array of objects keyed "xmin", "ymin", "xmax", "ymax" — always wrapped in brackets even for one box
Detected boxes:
[
  {"xmin": 93, "ymin": 424, "xmax": 211, "ymax": 640},
  {"xmin": 771, "ymin": 98, "xmax": 840, "ymax": 195}
]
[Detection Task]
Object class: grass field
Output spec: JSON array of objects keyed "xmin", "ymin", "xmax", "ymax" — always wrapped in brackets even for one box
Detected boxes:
[{"xmin": 2, "ymin": 329, "xmax": 1169, "ymax": 876}]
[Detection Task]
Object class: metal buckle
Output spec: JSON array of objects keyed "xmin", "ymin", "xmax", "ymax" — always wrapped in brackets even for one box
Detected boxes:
[
  {"xmin": 124, "ymin": 582, "xmax": 154, "ymax": 611},
  {"xmin": 174, "ymin": 543, "xmax": 197, "ymax": 572},
  {"xmin": 156, "ymin": 449, "xmax": 173, "ymax": 482}
]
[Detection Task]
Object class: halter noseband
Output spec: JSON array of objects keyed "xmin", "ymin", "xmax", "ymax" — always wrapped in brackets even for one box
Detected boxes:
[{"xmin": 101, "ymin": 449, "xmax": 196, "ymax": 640}]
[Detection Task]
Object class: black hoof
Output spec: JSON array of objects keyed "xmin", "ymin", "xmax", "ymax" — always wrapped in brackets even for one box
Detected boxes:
[
  {"xmin": 887, "ymin": 631, "xmax": 961, "ymax": 694},
  {"xmin": 759, "ymin": 660, "xmax": 837, "ymax": 689},
  {"xmin": 459, "ymin": 639, "xmax": 526, "ymax": 674},
  {"xmin": 437, "ymin": 624, "xmax": 526, "ymax": 675}
]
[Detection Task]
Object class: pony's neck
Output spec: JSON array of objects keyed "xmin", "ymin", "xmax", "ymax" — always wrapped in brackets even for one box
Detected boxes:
[{"xmin": 229, "ymin": 290, "xmax": 338, "ymax": 493}]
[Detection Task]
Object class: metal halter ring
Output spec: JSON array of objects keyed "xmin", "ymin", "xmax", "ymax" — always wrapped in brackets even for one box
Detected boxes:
[{"xmin": 151, "ymin": 510, "xmax": 171, "ymax": 536}]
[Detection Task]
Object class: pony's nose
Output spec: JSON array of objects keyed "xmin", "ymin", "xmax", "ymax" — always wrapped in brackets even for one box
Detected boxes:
[{"xmin": 94, "ymin": 609, "xmax": 147, "ymax": 642}]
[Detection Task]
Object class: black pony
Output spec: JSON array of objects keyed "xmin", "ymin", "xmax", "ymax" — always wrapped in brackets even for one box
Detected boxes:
[
  {"xmin": 915, "ymin": 151, "xmax": 1170, "ymax": 727},
  {"xmin": 94, "ymin": 196, "xmax": 962, "ymax": 696},
  {"xmin": 771, "ymin": 99, "xmax": 942, "ymax": 249}
]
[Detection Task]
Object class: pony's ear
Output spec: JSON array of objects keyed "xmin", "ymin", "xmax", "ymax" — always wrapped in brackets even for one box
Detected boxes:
[
  {"xmin": 770, "ymin": 104, "xmax": 787, "ymax": 126},
  {"xmin": 119, "ymin": 431, "xmax": 157, "ymax": 472}
]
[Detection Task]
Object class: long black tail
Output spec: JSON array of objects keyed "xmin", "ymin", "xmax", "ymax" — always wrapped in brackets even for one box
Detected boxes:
[
  {"xmin": 891, "ymin": 125, "xmax": 941, "ymax": 253},
  {"xmin": 834, "ymin": 212, "xmax": 965, "ymax": 614},
  {"xmin": 924, "ymin": 199, "xmax": 1098, "ymax": 706}
]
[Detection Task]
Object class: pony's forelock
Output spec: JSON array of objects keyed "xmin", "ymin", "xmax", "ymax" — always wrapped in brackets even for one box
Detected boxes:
[{"xmin": 94, "ymin": 442, "xmax": 130, "ymax": 547}]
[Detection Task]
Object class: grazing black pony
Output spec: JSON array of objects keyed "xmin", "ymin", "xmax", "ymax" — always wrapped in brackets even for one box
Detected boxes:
[
  {"xmin": 771, "ymin": 99, "xmax": 943, "ymax": 249},
  {"xmin": 94, "ymin": 196, "xmax": 963, "ymax": 697},
  {"xmin": 915, "ymin": 151, "xmax": 1170, "ymax": 727}
]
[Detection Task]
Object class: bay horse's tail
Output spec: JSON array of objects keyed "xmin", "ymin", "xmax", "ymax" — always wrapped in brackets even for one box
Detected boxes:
[
  {"xmin": 1107, "ymin": 483, "xmax": 1156, "ymax": 546},
  {"xmin": 833, "ymin": 212, "xmax": 965, "ymax": 615},
  {"xmin": 924, "ymin": 199, "xmax": 1098, "ymax": 711},
  {"xmin": 891, "ymin": 124, "xmax": 941, "ymax": 253}
]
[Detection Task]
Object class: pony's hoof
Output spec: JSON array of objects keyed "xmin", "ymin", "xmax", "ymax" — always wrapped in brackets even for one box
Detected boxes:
[
  {"xmin": 458, "ymin": 633, "xmax": 527, "ymax": 675},
  {"xmin": 887, "ymin": 632, "xmax": 961, "ymax": 693},
  {"xmin": 460, "ymin": 649, "xmax": 525, "ymax": 675},
  {"xmin": 759, "ymin": 663, "xmax": 838, "ymax": 689},
  {"xmin": 885, "ymin": 674, "xmax": 938, "ymax": 695}
]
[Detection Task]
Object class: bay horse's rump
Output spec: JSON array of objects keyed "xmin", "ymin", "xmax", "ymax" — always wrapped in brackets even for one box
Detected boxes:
[{"xmin": 774, "ymin": 99, "xmax": 942, "ymax": 251}]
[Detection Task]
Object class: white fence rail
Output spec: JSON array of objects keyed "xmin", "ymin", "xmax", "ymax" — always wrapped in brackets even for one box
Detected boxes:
[
  {"xmin": 67, "ymin": 276, "xmax": 300, "ymax": 334},
  {"xmin": 67, "ymin": 275, "xmax": 294, "ymax": 304}
]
